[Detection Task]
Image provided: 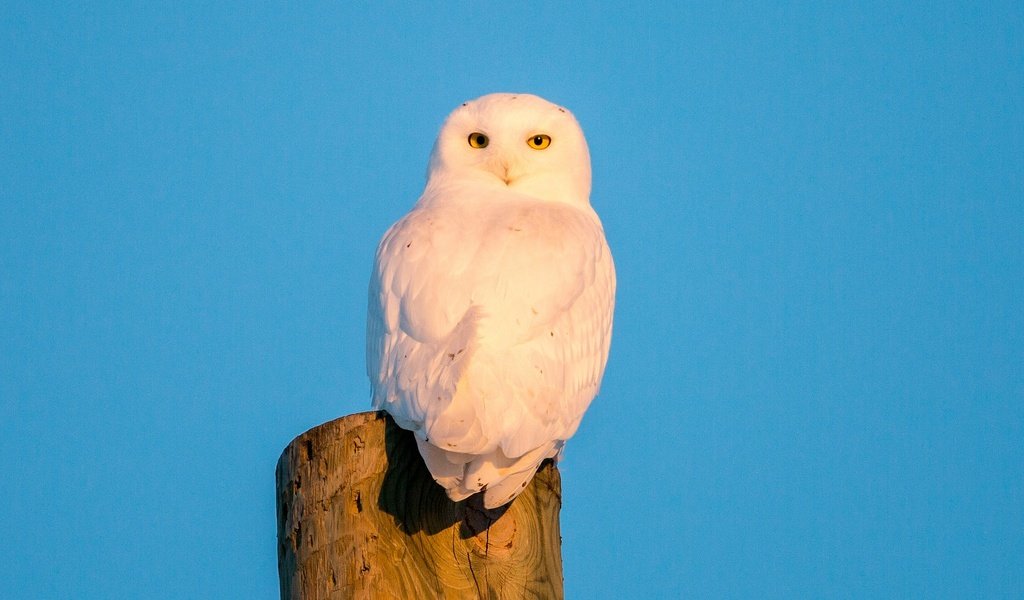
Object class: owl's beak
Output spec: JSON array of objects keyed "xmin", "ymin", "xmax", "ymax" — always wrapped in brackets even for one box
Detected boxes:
[
  {"xmin": 497, "ymin": 159, "xmax": 515, "ymax": 185},
  {"xmin": 486, "ymin": 156, "xmax": 515, "ymax": 185}
]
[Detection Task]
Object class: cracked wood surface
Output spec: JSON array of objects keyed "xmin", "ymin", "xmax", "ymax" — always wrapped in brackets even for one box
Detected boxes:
[{"xmin": 276, "ymin": 411, "xmax": 564, "ymax": 599}]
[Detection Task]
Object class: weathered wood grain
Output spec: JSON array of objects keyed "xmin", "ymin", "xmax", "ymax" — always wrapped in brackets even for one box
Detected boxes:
[{"xmin": 276, "ymin": 411, "xmax": 563, "ymax": 599}]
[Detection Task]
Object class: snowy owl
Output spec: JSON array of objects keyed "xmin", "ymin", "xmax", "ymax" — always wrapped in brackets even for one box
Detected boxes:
[{"xmin": 366, "ymin": 93, "xmax": 615, "ymax": 509}]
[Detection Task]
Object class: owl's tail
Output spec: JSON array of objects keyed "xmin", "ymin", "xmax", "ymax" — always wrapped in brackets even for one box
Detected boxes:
[{"xmin": 415, "ymin": 437, "xmax": 562, "ymax": 508}]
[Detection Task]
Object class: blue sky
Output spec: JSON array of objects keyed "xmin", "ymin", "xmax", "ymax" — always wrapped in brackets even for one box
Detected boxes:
[{"xmin": 2, "ymin": 3, "xmax": 1021, "ymax": 598}]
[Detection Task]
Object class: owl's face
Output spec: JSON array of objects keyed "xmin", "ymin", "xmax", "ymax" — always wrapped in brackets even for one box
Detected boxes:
[{"xmin": 426, "ymin": 93, "xmax": 592, "ymax": 205}]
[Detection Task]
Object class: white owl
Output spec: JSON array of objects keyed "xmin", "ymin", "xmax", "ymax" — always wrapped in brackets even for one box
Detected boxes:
[{"xmin": 366, "ymin": 93, "xmax": 615, "ymax": 508}]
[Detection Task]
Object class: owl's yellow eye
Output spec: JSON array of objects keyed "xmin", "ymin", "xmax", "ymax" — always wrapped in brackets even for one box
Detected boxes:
[
  {"xmin": 468, "ymin": 132, "xmax": 489, "ymax": 148},
  {"xmin": 527, "ymin": 134, "xmax": 551, "ymax": 149}
]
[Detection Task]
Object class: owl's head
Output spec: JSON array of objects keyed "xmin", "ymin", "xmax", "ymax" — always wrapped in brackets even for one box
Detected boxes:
[{"xmin": 426, "ymin": 93, "xmax": 592, "ymax": 205}]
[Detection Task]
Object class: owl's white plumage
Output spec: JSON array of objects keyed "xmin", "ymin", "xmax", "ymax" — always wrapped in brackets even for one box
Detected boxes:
[{"xmin": 366, "ymin": 93, "xmax": 615, "ymax": 508}]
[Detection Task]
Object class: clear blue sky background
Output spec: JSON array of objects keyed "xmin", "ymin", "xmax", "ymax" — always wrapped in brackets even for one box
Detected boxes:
[{"xmin": 2, "ymin": 3, "xmax": 1021, "ymax": 598}]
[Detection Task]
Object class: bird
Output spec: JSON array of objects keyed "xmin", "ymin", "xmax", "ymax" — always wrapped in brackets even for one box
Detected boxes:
[{"xmin": 366, "ymin": 93, "xmax": 615, "ymax": 509}]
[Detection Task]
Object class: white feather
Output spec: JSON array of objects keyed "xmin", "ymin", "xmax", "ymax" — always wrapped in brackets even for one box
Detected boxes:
[{"xmin": 366, "ymin": 93, "xmax": 615, "ymax": 508}]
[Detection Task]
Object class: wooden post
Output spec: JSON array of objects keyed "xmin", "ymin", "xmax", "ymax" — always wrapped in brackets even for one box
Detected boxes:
[{"xmin": 276, "ymin": 411, "xmax": 564, "ymax": 599}]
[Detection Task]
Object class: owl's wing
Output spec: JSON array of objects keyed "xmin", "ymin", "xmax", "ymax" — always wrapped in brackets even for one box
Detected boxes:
[
  {"xmin": 480, "ymin": 205, "xmax": 616, "ymax": 459},
  {"xmin": 545, "ymin": 222, "xmax": 615, "ymax": 433},
  {"xmin": 366, "ymin": 204, "xmax": 480, "ymax": 436}
]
